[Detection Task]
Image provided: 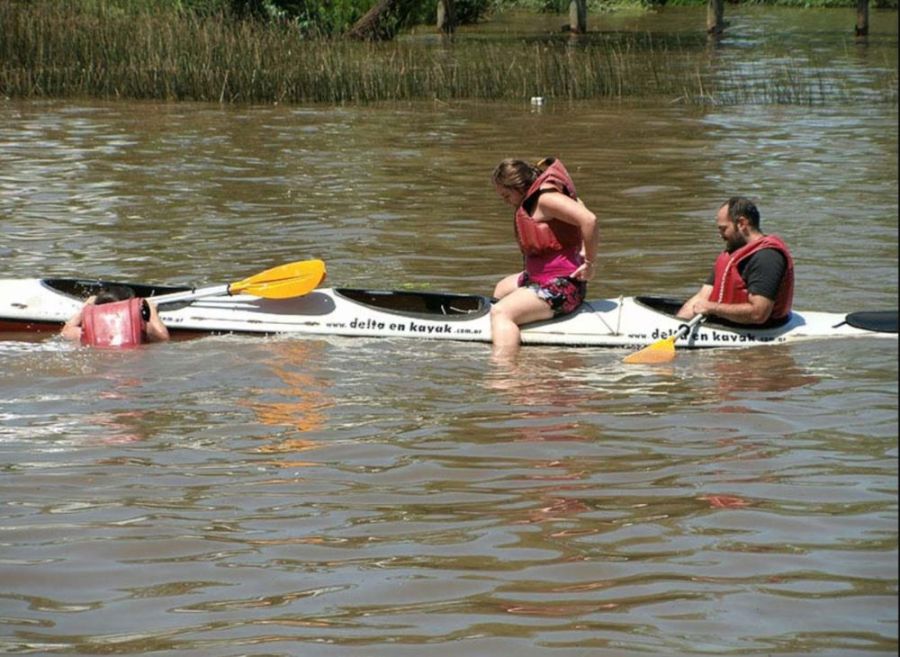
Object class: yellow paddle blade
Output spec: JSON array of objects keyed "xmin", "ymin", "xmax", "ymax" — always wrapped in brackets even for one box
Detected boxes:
[
  {"xmin": 237, "ymin": 277, "xmax": 322, "ymax": 299},
  {"xmin": 235, "ymin": 259, "xmax": 326, "ymax": 288},
  {"xmin": 231, "ymin": 260, "xmax": 326, "ymax": 299},
  {"xmin": 623, "ymin": 336, "xmax": 678, "ymax": 364},
  {"xmin": 624, "ymin": 314, "xmax": 704, "ymax": 365}
]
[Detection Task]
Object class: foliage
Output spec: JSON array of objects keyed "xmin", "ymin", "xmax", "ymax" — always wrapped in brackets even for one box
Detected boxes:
[
  {"xmin": 2, "ymin": 0, "xmax": 895, "ymax": 106},
  {"xmin": 214, "ymin": 1, "xmax": 367, "ymax": 34},
  {"xmin": 6, "ymin": 0, "xmax": 897, "ymax": 40},
  {"xmin": 258, "ymin": 0, "xmax": 495, "ymax": 33},
  {"xmin": 49, "ymin": 0, "xmax": 900, "ymax": 26},
  {"xmin": 664, "ymin": 0, "xmax": 897, "ymax": 5}
]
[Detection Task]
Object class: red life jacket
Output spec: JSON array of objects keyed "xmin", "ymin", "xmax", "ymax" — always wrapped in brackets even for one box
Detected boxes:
[
  {"xmin": 81, "ymin": 298, "xmax": 145, "ymax": 348},
  {"xmin": 709, "ymin": 235, "xmax": 794, "ymax": 320},
  {"xmin": 514, "ymin": 158, "xmax": 583, "ymax": 257}
]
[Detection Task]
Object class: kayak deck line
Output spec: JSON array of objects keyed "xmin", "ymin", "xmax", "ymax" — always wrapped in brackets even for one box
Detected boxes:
[{"xmin": 0, "ymin": 277, "xmax": 896, "ymax": 348}]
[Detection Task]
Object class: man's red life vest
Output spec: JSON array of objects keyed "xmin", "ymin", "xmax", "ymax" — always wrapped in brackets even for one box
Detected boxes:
[
  {"xmin": 81, "ymin": 298, "xmax": 145, "ymax": 348},
  {"xmin": 514, "ymin": 158, "xmax": 583, "ymax": 257},
  {"xmin": 709, "ymin": 235, "xmax": 794, "ymax": 320}
]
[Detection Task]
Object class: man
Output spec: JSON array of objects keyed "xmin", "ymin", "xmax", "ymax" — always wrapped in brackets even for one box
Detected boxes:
[
  {"xmin": 62, "ymin": 285, "xmax": 169, "ymax": 347},
  {"xmin": 678, "ymin": 197, "xmax": 794, "ymax": 325}
]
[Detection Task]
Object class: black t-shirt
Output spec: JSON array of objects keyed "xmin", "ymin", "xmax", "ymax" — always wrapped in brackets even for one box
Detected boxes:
[{"xmin": 705, "ymin": 248, "xmax": 787, "ymax": 301}]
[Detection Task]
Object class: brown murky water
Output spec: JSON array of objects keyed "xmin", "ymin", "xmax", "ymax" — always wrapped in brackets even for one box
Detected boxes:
[{"xmin": 1, "ymin": 7, "xmax": 897, "ymax": 656}]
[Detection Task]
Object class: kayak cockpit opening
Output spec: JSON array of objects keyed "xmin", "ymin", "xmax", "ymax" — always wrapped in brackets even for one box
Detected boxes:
[
  {"xmin": 42, "ymin": 278, "xmax": 190, "ymax": 301},
  {"xmin": 334, "ymin": 288, "xmax": 489, "ymax": 318},
  {"xmin": 634, "ymin": 296, "xmax": 684, "ymax": 316},
  {"xmin": 634, "ymin": 295, "xmax": 793, "ymax": 329}
]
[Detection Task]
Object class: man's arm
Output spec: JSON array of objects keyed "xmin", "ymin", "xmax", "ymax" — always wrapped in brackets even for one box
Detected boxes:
[
  {"xmin": 685, "ymin": 250, "xmax": 786, "ymax": 324},
  {"xmin": 689, "ymin": 294, "xmax": 775, "ymax": 325},
  {"xmin": 60, "ymin": 313, "xmax": 83, "ymax": 341},
  {"xmin": 144, "ymin": 301, "xmax": 170, "ymax": 343},
  {"xmin": 677, "ymin": 284, "xmax": 713, "ymax": 319},
  {"xmin": 60, "ymin": 296, "xmax": 96, "ymax": 341}
]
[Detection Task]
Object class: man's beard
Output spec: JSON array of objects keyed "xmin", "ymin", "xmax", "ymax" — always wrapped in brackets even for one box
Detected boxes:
[{"xmin": 725, "ymin": 234, "xmax": 747, "ymax": 253}]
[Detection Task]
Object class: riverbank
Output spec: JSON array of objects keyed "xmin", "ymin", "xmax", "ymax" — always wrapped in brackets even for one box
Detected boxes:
[{"xmin": 1, "ymin": 2, "xmax": 896, "ymax": 105}]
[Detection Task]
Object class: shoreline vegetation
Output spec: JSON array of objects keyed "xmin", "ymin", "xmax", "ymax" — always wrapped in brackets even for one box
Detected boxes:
[{"xmin": 1, "ymin": 1, "xmax": 897, "ymax": 106}]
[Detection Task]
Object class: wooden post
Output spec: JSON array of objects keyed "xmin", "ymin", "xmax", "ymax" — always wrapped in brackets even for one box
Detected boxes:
[
  {"xmin": 569, "ymin": 0, "xmax": 587, "ymax": 35},
  {"xmin": 437, "ymin": 0, "xmax": 457, "ymax": 35},
  {"xmin": 707, "ymin": 0, "xmax": 725, "ymax": 35},
  {"xmin": 855, "ymin": 0, "xmax": 869, "ymax": 37}
]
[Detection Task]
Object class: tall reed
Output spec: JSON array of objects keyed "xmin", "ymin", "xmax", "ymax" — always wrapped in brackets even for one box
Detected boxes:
[{"xmin": 1, "ymin": 1, "xmax": 896, "ymax": 105}]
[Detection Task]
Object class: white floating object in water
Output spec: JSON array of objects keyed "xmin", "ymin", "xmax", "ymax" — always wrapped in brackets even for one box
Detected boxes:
[{"xmin": 530, "ymin": 96, "xmax": 544, "ymax": 105}]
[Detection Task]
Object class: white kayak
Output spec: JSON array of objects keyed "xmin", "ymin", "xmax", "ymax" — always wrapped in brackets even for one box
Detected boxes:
[{"xmin": 0, "ymin": 277, "xmax": 896, "ymax": 349}]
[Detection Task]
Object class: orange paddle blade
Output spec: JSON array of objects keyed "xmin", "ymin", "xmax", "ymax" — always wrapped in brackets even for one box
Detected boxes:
[
  {"xmin": 230, "ymin": 259, "xmax": 326, "ymax": 298},
  {"xmin": 622, "ymin": 335, "xmax": 678, "ymax": 364}
]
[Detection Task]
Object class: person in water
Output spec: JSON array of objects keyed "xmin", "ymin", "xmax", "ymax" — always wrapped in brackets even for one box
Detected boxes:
[
  {"xmin": 490, "ymin": 157, "xmax": 599, "ymax": 358},
  {"xmin": 678, "ymin": 196, "xmax": 794, "ymax": 325},
  {"xmin": 61, "ymin": 284, "xmax": 170, "ymax": 347}
]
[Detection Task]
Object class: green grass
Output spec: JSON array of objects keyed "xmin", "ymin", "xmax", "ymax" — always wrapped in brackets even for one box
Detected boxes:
[{"xmin": 1, "ymin": 1, "xmax": 896, "ymax": 105}]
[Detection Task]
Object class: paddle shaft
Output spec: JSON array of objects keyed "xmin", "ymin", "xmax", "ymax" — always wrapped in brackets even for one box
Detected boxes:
[
  {"xmin": 149, "ymin": 284, "xmax": 232, "ymax": 306},
  {"xmin": 674, "ymin": 313, "xmax": 705, "ymax": 342},
  {"xmin": 144, "ymin": 259, "xmax": 326, "ymax": 306}
]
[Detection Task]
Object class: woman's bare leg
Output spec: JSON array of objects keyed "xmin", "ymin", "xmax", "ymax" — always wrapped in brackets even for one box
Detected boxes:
[
  {"xmin": 490, "ymin": 287, "xmax": 553, "ymax": 360},
  {"xmin": 493, "ymin": 273, "xmax": 522, "ymax": 300}
]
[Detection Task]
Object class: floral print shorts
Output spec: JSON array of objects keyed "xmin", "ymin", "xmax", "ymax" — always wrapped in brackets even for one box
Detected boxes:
[{"xmin": 517, "ymin": 273, "xmax": 586, "ymax": 316}]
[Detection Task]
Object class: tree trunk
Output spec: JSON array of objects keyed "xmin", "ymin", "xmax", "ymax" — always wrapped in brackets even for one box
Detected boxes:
[
  {"xmin": 855, "ymin": 0, "xmax": 869, "ymax": 37},
  {"xmin": 706, "ymin": 0, "xmax": 725, "ymax": 35},
  {"xmin": 568, "ymin": 0, "xmax": 587, "ymax": 35},
  {"xmin": 346, "ymin": 0, "xmax": 416, "ymax": 41},
  {"xmin": 437, "ymin": 0, "xmax": 457, "ymax": 35}
]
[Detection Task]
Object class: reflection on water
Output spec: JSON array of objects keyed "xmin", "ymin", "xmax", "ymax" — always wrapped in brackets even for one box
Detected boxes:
[
  {"xmin": 699, "ymin": 345, "xmax": 822, "ymax": 401},
  {"xmin": 88, "ymin": 381, "xmax": 150, "ymax": 446},
  {"xmin": 485, "ymin": 351, "xmax": 595, "ymax": 442},
  {"xmin": 246, "ymin": 340, "xmax": 330, "ymax": 430},
  {"xmin": 243, "ymin": 339, "xmax": 332, "ymax": 467}
]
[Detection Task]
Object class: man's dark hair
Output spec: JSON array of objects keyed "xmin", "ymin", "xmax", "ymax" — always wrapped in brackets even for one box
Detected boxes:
[
  {"xmin": 94, "ymin": 284, "xmax": 135, "ymax": 305},
  {"xmin": 725, "ymin": 196, "xmax": 761, "ymax": 229}
]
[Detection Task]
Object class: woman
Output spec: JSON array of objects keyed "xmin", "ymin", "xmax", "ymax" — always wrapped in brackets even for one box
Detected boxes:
[{"xmin": 490, "ymin": 157, "xmax": 598, "ymax": 358}]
